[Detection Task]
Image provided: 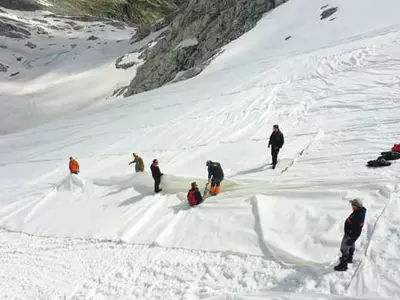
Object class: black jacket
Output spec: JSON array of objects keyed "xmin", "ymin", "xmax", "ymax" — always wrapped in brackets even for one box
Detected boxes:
[
  {"xmin": 150, "ymin": 163, "xmax": 162, "ymax": 179},
  {"xmin": 269, "ymin": 131, "xmax": 284, "ymax": 149},
  {"xmin": 344, "ymin": 207, "xmax": 366, "ymax": 239},
  {"xmin": 208, "ymin": 162, "xmax": 224, "ymax": 180}
]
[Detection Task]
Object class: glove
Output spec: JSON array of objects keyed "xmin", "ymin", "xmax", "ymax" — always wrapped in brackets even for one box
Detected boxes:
[
  {"xmin": 346, "ymin": 238, "xmax": 356, "ymax": 246},
  {"xmin": 161, "ymin": 173, "xmax": 164, "ymax": 176}
]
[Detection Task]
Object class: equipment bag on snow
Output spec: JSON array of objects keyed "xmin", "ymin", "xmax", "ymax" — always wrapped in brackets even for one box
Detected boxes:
[
  {"xmin": 367, "ymin": 158, "xmax": 391, "ymax": 167},
  {"xmin": 380, "ymin": 151, "xmax": 400, "ymax": 161},
  {"xmin": 392, "ymin": 144, "xmax": 400, "ymax": 152}
]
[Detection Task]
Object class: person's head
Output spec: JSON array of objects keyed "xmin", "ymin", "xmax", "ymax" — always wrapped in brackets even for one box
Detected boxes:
[
  {"xmin": 273, "ymin": 125, "xmax": 279, "ymax": 132},
  {"xmin": 69, "ymin": 157, "xmax": 73, "ymax": 160},
  {"xmin": 206, "ymin": 160, "xmax": 212, "ymax": 167},
  {"xmin": 133, "ymin": 153, "xmax": 138, "ymax": 157},
  {"xmin": 153, "ymin": 159, "xmax": 158, "ymax": 164},
  {"xmin": 349, "ymin": 198, "xmax": 363, "ymax": 210},
  {"xmin": 191, "ymin": 182, "xmax": 198, "ymax": 189}
]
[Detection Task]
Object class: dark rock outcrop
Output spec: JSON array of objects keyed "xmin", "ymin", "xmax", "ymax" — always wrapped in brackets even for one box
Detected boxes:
[
  {"xmin": 0, "ymin": 18, "xmax": 31, "ymax": 39},
  {"xmin": 0, "ymin": 62, "xmax": 8, "ymax": 72},
  {"xmin": 125, "ymin": 0, "xmax": 284, "ymax": 97},
  {"xmin": 130, "ymin": 25, "xmax": 151, "ymax": 43},
  {"xmin": 87, "ymin": 35, "xmax": 99, "ymax": 40},
  {"xmin": 320, "ymin": 7, "xmax": 338, "ymax": 20},
  {"xmin": 0, "ymin": 0, "xmax": 42, "ymax": 11},
  {"xmin": 25, "ymin": 41, "xmax": 37, "ymax": 49}
]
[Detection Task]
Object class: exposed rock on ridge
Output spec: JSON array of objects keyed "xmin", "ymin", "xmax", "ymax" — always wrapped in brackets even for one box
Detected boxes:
[{"xmin": 124, "ymin": 0, "xmax": 286, "ymax": 97}]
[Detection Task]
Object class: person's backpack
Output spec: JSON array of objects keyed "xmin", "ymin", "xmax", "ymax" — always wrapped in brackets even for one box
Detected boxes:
[
  {"xmin": 392, "ymin": 144, "xmax": 400, "ymax": 152},
  {"xmin": 367, "ymin": 158, "xmax": 391, "ymax": 167},
  {"xmin": 380, "ymin": 151, "xmax": 400, "ymax": 161}
]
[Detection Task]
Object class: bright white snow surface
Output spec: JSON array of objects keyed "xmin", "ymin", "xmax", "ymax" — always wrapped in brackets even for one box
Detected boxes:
[{"xmin": 1, "ymin": 0, "xmax": 400, "ymax": 299}]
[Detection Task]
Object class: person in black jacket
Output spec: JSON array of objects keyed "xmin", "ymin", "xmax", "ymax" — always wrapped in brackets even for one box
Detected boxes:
[
  {"xmin": 206, "ymin": 160, "xmax": 224, "ymax": 196},
  {"xmin": 334, "ymin": 198, "xmax": 367, "ymax": 271},
  {"xmin": 150, "ymin": 159, "xmax": 163, "ymax": 193},
  {"xmin": 187, "ymin": 182, "xmax": 204, "ymax": 206},
  {"xmin": 268, "ymin": 125, "xmax": 284, "ymax": 169}
]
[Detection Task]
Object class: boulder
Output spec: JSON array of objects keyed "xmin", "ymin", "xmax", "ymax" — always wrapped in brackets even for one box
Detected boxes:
[
  {"xmin": 25, "ymin": 41, "xmax": 37, "ymax": 49},
  {"xmin": 0, "ymin": 62, "xmax": 8, "ymax": 72},
  {"xmin": 87, "ymin": 35, "xmax": 99, "ymax": 41}
]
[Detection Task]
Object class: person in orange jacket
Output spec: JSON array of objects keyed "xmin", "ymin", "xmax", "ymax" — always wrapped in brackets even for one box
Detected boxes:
[{"xmin": 69, "ymin": 157, "xmax": 80, "ymax": 175}]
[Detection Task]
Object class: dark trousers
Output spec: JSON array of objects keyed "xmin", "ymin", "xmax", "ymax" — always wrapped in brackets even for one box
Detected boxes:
[
  {"xmin": 271, "ymin": 148, "xmax": 280, "ymax": 165},
  {"xmin": 154, "ymin": 177, "xmax": 161, "ymax": 193},
  {"xmin": 340, "ymin": 235, "xmax": 355, "ymax": 261},
  {"xmin": 211, "ymin": 177, "xmax": 223, "ymax": 187}
]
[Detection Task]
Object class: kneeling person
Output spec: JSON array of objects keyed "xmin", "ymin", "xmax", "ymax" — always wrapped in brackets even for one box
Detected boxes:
[{"xmin": 187, "ymin": 182, "xmax": 204, "ymax": 206}]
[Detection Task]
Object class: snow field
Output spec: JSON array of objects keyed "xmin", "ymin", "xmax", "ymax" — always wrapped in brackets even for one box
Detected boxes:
[{"xmin": 1, "ymin": 0, "xmax": 400, "ymax": 298}]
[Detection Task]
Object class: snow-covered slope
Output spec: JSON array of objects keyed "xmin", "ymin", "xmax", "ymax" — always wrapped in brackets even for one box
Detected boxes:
[
  {"xmin": 1, "ymin": 0, "xmax": 400, "ymax": 299},
  {"xmin": 0, "ymin": 8, "xmax": 160, "ymax": 134}
]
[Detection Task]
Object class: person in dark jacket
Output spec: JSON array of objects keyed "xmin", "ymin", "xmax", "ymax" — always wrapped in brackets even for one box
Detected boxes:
[
  {"xmin": 268, "ymin": 125, "xmax": 284, "ymax": 169},
  {"xmin": 334, "ymin": 198, "xmax": 367, "ymax": 271},
  {"xmin": 206, "ymin": 160, "xmax": 224, "ymax": 196},
  {"xmin": 150, "ymin": 159, "xmax": 163, "ymax": 193},
  {"xmin": 187, "ymin": 182, "xmax": 204, "ymax": 206}
]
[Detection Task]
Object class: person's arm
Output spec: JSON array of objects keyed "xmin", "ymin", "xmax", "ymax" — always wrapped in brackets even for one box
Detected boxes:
[
  {"xmin": 207, "ymin": 167, "xmax": 212, "ymax": 183},
  {"xmin": 196, "ymin": 190, "xmax": 203, "ymax": 202},
  {"xmin": 268, "ymin": 133, "xmax": 272, "ymax": 148},
  {"xmin": 128, "ymin": 160, "xmax": 135, "ymax": 165},
  {"xmin": 280, "ymin": 133, "xmax": 284, "ymax": 148}
]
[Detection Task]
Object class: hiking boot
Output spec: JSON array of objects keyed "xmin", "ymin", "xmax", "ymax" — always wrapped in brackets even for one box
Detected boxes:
[
  {"xmin": 272, "ymin": 164, "xmax": 276, "ymax": 169},
  {"xmin": 334, "ymin": 259, "xmax": 348, "ymax": 271}
]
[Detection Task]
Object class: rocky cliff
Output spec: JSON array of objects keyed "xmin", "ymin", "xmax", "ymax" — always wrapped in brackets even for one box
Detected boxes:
[
  {"xmin": 124, "ymin": 0, "xmax": 285, "ymax": 97},
  {"xmin": 0, "ymin": 0, "xmax": 187, "ymax": 24}
]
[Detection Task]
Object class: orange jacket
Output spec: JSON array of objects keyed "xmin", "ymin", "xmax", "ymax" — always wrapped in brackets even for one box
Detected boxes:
[{"xmin": 69, "ymin": 159, "xmax": 80, "ymax": 173}]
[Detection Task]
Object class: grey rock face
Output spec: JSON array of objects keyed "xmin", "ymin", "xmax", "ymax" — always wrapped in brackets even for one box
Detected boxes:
[
  {"xmin": 125, "ymin": 0, "xmax": 283, "ymax": 97},
  {"xmin": 0, "ymin": 0, "xmax": 41, "ymax": 11},
  {"xmin": 0, "ymin": 19, "xmax": 31, "ymax": 39},
  {"xmin": 130, "ymin": 25, "xmax": 151, "ymax": 43}
]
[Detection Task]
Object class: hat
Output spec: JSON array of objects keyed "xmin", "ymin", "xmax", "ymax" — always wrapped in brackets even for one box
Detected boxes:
[
  {"xmin": 273, "ymin": 124, "xmax": 279, "ymax": 129},
  {"xmin": 349, "ymin": 198, "xmax": 363, "ymax": 208},
  {"xmin": 191, "ymin": 182, "xmax": 197, "ymax": 188},
  {"xmin": 69, "ymin": 157, "xmax": 73, "ymax": 160}
]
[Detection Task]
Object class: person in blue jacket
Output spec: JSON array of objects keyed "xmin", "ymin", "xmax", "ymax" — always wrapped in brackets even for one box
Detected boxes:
[{"xmin": 334, "ymin": 198, "xmax": 367, "ymax": 271}]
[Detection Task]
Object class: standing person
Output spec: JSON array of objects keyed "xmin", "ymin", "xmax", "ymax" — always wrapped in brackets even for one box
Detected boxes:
[
  {"xmin": 334, "ymin": 198, "xmax": 367, "ymax": 271},
  {"xmin": 268, "ymin": 124, "xmax": 284, "ymax": 169},
  {"xmin": 206, "ymin": 160, "xmax": 224, "ymax": 196},
  {"xmin": 187, "ymin": 182, "xmax": 204, "ymax": 206},
  {"xmin": 128, "ymin": 153, "xmax": 144, "ymax": 172},
  {"xmin": 69, "ymin": 157, "xmax": 80, "ymax": 175},
  {"xmin": 150, "ymin": 159, "xmax": 163, "ymax": 193}
]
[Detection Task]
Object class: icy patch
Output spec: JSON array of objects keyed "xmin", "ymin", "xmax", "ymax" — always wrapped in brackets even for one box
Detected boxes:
[{"xmin": 175, "ymin": 38, "xmax": 199, "ymax": 50}]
